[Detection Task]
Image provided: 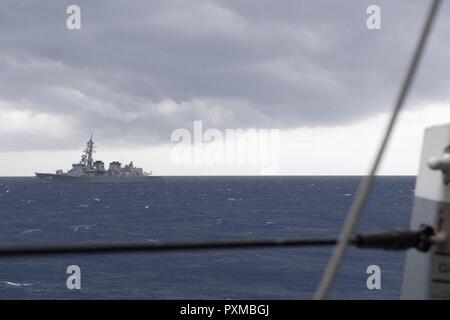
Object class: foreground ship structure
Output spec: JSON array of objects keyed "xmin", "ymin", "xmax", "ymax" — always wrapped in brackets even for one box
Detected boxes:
[{"xmin": 36, "ymin": 135, "xmax": 154, "ymax": 182}]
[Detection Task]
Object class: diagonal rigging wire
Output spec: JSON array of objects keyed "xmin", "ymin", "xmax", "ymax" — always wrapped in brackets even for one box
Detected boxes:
[{"xmin": 315, "ymin": 0, "xmax": 442, "ymax": 300}]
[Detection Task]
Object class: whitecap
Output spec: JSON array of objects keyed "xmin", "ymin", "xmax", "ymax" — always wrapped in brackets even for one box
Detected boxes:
[
  {"xmin": 70, "ymin": 224, "xmax": 96, "ymax": 232},
  {"xmin": 3, "ymin": 281, "xmax": 32, "ymax": 287},
  {"xmin": 19, "ymin": 228, "xmax": 42, "ymax": 235}
]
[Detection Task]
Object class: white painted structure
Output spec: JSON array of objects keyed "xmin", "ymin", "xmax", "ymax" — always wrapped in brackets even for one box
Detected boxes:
[{"xmin": 402, "ymin": 124, "xmax": 450, "ymax": 299}]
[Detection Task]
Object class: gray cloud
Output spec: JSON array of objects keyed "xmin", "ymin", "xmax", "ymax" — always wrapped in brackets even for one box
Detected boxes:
[{"xmin": 1, "ymin": 0, "xmax": 450, "ymax": 151}]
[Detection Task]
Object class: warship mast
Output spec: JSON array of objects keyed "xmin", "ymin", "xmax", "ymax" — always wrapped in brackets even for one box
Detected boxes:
[{"xmin": 80, "ymin": 134, "xmax": 94, "ymax": 168}]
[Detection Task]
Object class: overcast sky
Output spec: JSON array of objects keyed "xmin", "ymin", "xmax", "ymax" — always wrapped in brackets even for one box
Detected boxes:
[{"xmin": 1, "ymin": 0, "xmax": 450, "ymax": 175}]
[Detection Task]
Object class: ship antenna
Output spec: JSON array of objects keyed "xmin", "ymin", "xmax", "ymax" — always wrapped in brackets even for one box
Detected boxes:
[{"xmin": 85, "ymin": 133, "xmax": 94, "ymax": 168}]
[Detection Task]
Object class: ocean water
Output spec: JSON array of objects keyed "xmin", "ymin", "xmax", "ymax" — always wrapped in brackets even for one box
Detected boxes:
[{"xmin": 0, "ymin": 176, "xmax": 414, "ymax": 299}]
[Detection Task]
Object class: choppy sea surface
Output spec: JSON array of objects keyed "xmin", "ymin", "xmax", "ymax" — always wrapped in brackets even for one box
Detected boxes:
[{"xmin": 0, "ymin": 176, "xmax": 414, "ymax": 299}]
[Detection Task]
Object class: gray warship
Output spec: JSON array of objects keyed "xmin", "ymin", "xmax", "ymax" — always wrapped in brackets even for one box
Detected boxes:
[{"xmin": 35, "ymin": 135, "xmax": 154, "ymax": 183}]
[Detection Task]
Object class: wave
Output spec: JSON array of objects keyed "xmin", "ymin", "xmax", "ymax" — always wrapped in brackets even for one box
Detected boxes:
[
  {"xmin": 19, "ymin": 228, "xmax": 42, "ymax": 235},
  {"xmin": 70, "ymin": 224, "xmax": 96, "ymax": 232},
  {"xmin": 2, "ymin": 281, "xmax": 32, "ymax": 287}
]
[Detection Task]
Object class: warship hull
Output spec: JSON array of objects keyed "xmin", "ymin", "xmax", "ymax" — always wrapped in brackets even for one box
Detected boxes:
[{"xmin": 35, "ymin": 173, "xmax": 159, "ymax": 183}]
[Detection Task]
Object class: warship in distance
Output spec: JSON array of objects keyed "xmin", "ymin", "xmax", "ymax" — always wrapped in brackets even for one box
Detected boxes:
[{"xmin": 35, "ymin": 135, "xmax": 154, "ymax": 183}]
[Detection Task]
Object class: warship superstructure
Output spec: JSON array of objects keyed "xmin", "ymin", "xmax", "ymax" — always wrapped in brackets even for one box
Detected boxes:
[{"xmin": 35, "ymin": 135, "xmax": 153, "ymax": 182}]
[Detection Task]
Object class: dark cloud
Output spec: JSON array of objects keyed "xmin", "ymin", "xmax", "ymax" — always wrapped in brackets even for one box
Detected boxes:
[{"xmin": 1, "ymin": 0, "xmax": 449, "ymax": 151}]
